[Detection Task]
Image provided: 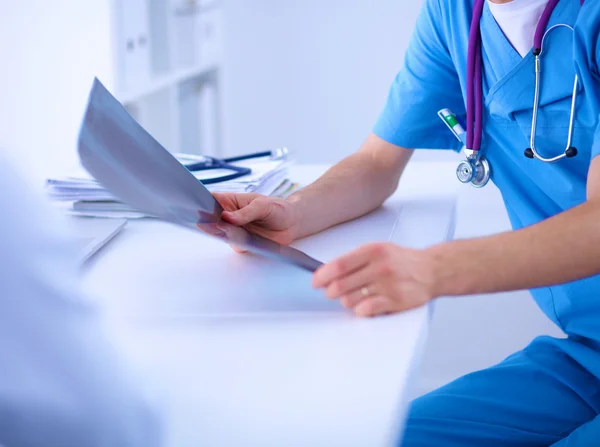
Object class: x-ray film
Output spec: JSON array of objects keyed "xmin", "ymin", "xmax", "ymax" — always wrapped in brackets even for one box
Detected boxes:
[{"xmin": 77, "ymin": 78, "xmax": 322, "ymax": 272}]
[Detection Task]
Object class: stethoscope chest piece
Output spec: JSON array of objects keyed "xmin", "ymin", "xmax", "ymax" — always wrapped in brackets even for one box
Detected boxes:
[{"xmin": 456, "ymin": 156, "xmax": 491, "ymax": 188}]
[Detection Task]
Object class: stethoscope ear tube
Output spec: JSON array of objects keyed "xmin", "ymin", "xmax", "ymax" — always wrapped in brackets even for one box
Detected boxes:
[{"xmin": 527, "ymin": 53, "xmax": 579, "ymax": 163}]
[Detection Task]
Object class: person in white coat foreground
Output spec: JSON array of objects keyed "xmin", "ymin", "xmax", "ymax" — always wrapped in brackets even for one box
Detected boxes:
[{"xmin": 0, "ymin": 157, "xmax": 162, "ymax": 447}]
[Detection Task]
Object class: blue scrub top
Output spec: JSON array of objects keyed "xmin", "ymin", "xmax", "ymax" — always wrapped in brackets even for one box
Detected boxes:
[{"xmin": 374, "ymin": 0, "xmax": 600, "ymax": 349}]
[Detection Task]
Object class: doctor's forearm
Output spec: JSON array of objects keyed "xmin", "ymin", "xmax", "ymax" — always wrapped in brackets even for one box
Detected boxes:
[
  {"xmin": 288, "ymin": 134, "xmax": 412, "ymax": 239},
  {"xmin": 428, "ymin": 200, "xmax": 600, "ymax": 297}
]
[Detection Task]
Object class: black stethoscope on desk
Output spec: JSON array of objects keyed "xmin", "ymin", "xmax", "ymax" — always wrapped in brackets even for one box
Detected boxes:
[{"xmin": 176, "ymin": 147, "xmax": 288, "ymax": 184}]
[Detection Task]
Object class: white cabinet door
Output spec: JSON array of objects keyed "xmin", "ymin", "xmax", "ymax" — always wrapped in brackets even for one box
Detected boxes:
[
  {"xmin": 196, "ymin": 9, "xmax": 223, "ymax": 71},
  {"xmin": 115, "ymin": 0, "xmax": 151, "ymax": 92}
]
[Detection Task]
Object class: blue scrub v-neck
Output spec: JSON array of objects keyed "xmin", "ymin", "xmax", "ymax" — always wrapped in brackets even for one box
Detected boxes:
[{"xmin": 480, "ymin": 1, "xmax": 526, "ymax": 90}]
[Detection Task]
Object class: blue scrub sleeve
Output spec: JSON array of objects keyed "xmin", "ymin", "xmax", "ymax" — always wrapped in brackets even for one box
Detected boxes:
[
  {"xmin": 573, "ymin": 1, "xmax": 600, "ymax": 160},
  {"xmin": 373, "ymin": 0, "xmax": 465, "ymax": 151}
]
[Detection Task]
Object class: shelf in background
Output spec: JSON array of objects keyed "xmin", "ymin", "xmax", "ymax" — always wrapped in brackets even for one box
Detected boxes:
[
  {"xmin": 173, "ymin": 0, "xmax": 220, "ymax": 16},
  {"xmin": 118, "ymin": 64, "xmax": 217, "ymax": 104},
  {"xmin": 112, "ymin": 0, "xmax": 224, "ymax": 155}
]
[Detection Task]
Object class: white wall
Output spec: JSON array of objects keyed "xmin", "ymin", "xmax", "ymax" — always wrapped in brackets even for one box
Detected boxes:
[
  {"xmin": 0, "ymin": 0, "xmax": 114, "ymax": 184},
  {"xmin": 220, "ymin": 0, "xmax": 423, "ymax": 162}
]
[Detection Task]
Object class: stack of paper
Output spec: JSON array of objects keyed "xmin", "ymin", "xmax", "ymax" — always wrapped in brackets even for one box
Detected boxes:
[{"xmin": 47, "ymin": 153, "xmax": 298, "ymax": 218}]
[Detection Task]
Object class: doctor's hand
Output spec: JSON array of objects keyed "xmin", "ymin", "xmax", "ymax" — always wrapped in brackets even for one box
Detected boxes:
[
  {"xmin": 312, "ymin": 243, "xmax": 442, "ymax": 317},
  {"xmin": 213, "ymin": 193, "xmax": 301, "ymax": 245}
]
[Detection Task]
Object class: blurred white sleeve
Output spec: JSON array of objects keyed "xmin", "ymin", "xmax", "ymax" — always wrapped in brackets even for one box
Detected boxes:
[{"xmin": 0, "ymin": 161, "xmax": 162, "ymax": 447}]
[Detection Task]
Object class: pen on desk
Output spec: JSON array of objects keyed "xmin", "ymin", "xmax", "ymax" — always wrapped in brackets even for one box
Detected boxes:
[{"xmin": 437, "ymin": 108, "xmax": 467, "ymax": 145}]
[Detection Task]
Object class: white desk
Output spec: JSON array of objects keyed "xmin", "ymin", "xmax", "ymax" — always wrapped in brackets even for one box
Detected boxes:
[{"xmin": 81, "ymin": 162, "xmax": 459, "ymax": 447}]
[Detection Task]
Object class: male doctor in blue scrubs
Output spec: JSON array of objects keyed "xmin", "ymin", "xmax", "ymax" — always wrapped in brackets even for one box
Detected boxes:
[{"xmin": 214, "ymin": 0, "xmax": 600, "ymax": 445}]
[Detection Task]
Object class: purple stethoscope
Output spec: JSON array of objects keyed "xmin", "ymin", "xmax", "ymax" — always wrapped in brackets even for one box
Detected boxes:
[{"xmin": 443, "ymin": 0, "xmax": 582, "ymax": 188}]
